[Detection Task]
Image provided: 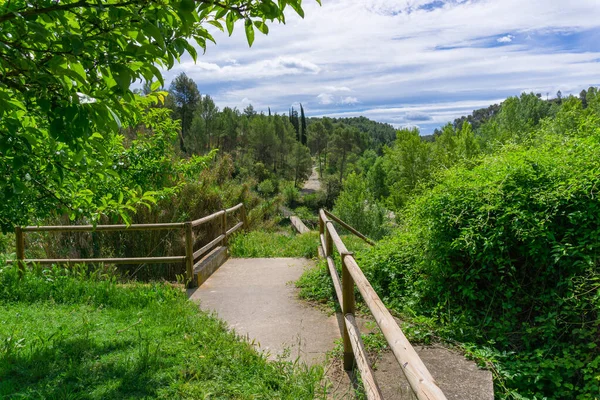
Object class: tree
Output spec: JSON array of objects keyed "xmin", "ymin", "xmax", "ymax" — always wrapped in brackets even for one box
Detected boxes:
[
  {"xmin": 0, "ymin": 0, "xmax": 312, "ymax": 231},
  {"xmin": 289, "ymin": 107, "xmax": 300, "ymax": 141},
  {"xmin": 290, "ymin": 143, "xmax": 312, "ymax": 187},
  {"xmin": 244, "ymin": 104, "xmax": 257, "ymax": 119},
  {"xmin": 383, "ymin": 128, "xmax": 432, "ymax": 209},
  {"xmin": 169, "ymin": 72, "xmax": 200, "ymax": 152},
  {"xmin": 307, "ymin": 121, "xmax": 328, "ymax": 177},
  {"xmin": 300, "ymin": 103, "xmax": 307, "ymax": 145},
  {"xmin": 200, "ymin": 95, "xmax": 219, "ymax": 149},
  {"xmin": 330, "ymin": 126, "xmax": 359, "ymax": 183}
]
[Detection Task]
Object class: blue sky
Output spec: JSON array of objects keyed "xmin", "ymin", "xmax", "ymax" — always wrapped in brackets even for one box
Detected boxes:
[{"xmin": 163, "ymin": 0, "xmax": 600, "ymax": 134}]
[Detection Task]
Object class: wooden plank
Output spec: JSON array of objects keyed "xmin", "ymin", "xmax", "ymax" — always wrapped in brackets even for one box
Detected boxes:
[
  {"xmin": 193, "ymin": 234, "xmax": 225, "ymax": 260},
  {"xmin": 342, "ymin": 252, "xmax": 356, "ymax": 370},
  {"xmin": 324, "ymin": 210, "xmax": 375, "ymax": 246},
  {"xmin": 320, "ymin": 234, "xmax": 327, "ymax": 258},
  {"xmin": 326, "ymin": 257, "xmax": 343, "ymax": 306},
  {"xmin": 343, "ymin": 255, "xmax": 447, "ymax": 400},
  {"xmin": 226, "ymin": 221, "xmax": 243, "ymax": 237},
  {"xmin": 8, "ymin": 256, "xmax": 186, "ymax": 265},
  {"xmin": 191, "ymin": 210, "xmax": 225, "ymax": 227},
  {"xmin": 194, "ymin": 246, "xmax": 229, "ymax": 286},
  {"xmin": 344, "ymin": 314, "xmax": 384, "ymax": 400},
  {"xmin": 290, "ymin": 216, "xmax": 311, "ymax": 234},
  {"xmin": 22, "ymin": 222, "xmax": 185, "ymax": 232}
]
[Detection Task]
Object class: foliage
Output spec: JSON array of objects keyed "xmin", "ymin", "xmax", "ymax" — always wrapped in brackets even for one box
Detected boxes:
[
  {"xmin": 0, "ymin": 263, "xmax": 325, "ymax": 398},
  {"xmin": 282, "ymin": 181, "xmax": 301, "ymax": 207},
  {"xmin": 0, "ymin": 0, "xmax": 313, "ymax": 231},
  {"xmin": 358, "ymin": 127, "xmax": 600, "ymax": 399},
  {"xmin": 332, "ymin": 173, "xmax": 389, "ymax": 240},
  {"xmin": 168, "ymin": 72, "xmax": 200, "ymax": 151},
  {"xmin": 229, "ymin": 230, "xmax": 318, "ymax": 258}
]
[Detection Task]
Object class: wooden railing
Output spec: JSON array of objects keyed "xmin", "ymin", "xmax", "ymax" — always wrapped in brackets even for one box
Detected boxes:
[
  {"xmin": 319, "ymin": 209, "xmax": 446, "ymax": 400},
  {"xmin": 9, "ymin": 203, "xmax": 247, "ymax": 287}
]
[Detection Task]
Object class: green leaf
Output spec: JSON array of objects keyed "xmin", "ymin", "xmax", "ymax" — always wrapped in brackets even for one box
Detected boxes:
[
  {"xmin": 254, "ymin": 20, "xmax": 269, "ymax": 35},
  {"xmin": 226, "ymin": 12, "xmax": 235, "ymax": 36},
  {"xmin": 207, "ymin": 20, "xmax": 224, "ymax": 31},
  {"xmin": 150, "ymin": 80, "xmax": 162, "ymax": 91},
  {"xmin": 245, "ymin": 19, "xmax": 255, "ymax": 46},
  {"xmin": 287, "ymin": 0, "xmax": 305, "ymax": 18}
]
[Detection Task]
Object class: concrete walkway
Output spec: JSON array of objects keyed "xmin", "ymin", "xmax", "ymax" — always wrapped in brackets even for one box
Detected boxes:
[
  {"xmin": 188, "ymin": 256, "xmax": 494, "ymax": 399},
  {"xmin": 188, "ymin": 258, "xmax": 340, "ymax": 365}
]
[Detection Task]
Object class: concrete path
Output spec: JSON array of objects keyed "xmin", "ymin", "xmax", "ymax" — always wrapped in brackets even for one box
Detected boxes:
[
  {"xmin": 188, "ymin": 258, "xmax": 340, "ymax": 365},
  {"xmin": 189, "ymin": 256, "xmax": 494, "ymax": 399}
]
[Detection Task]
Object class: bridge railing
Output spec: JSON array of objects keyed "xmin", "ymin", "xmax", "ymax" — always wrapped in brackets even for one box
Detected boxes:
[
  {"xmin": 9, "ymin": 203, "xmax": 247, "ymax": 288},
  {"xmin": 319, "ymin": 209, "xmax": 447, "ymax": 400}
]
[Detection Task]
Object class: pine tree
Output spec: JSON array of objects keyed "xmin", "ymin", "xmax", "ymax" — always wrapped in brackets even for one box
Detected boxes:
[
  {"xmin": 300, "ymin": 103, "xmax": 307, "ymax": 145},
  {"xmin": 168, "ymin": 72, "xmax": 201, "ymax": 153},
  {"xmin": 289, "ymin": 107, "xmax": 300, "ymax": 141}
]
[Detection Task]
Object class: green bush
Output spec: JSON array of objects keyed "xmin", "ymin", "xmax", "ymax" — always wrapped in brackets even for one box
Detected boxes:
[
  {"xmin": 281, "ymin": 181, "xmax": 300, "ymax": 207},
  {"xmin": 359, "ymin": 133, "xmax": 600, "ymax": 399},
  {"xmin": 257, "ymin": 179, "xmax": 277, "ymax": 197}
]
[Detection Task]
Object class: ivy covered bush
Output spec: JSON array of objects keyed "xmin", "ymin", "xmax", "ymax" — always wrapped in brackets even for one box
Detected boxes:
[{"xmin": 360, "ymin": 130, "xmax": 600, "ymax": 398}]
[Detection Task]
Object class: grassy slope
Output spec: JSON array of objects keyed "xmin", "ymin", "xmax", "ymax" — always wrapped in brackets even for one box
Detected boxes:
[{"xmin": 0, "ymin": 264, "xmax": 324, "ymax": 399}]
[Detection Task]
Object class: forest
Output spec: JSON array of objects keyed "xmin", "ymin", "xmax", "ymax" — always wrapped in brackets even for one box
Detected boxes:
[{"xmin": 1, "ymin": 0, "xmax": 599, "ymax": 398}]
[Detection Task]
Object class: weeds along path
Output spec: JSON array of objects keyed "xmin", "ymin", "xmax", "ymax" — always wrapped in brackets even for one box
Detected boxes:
[{"xmin": 188, "ymin": 258, "xmax": 339, "ymax": 365}]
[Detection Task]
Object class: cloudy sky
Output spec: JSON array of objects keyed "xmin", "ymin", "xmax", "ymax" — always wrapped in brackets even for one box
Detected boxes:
[{"xmin": 164, "ymin": 0, "xmax": 600, "ymax": 134}]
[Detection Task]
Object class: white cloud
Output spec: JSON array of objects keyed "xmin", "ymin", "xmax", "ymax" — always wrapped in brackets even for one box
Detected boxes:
[
  {"xmin": 317, "ymin": 93, "xmax": 334, "ymax": 104},
  {"xmin": 340, "ymin": 96, "xmax": 359, "ymax": 105},
  {"xmin": 160, "ymin": 0, "xmax": 600, "ymax": 133}
]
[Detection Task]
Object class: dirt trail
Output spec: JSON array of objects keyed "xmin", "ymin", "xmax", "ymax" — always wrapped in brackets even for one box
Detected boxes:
[{"xmin": 302, "ymin": 166, "xmax": 321, "ymax": 193}]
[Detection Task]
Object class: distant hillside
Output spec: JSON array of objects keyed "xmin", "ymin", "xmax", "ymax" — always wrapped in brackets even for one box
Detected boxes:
[{"xmin": 308, "ymin": 116, "xmax": 396, "ymax": 152}]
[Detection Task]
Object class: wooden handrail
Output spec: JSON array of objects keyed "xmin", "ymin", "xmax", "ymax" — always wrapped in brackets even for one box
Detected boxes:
[
  {"xmin": 319, "ymin": 209, "xmax": 447, "ymax": 400},
  {"xmin": 22, "ymin": 222, "xmax": 186, "ymax": 232},
  {"xmin": 323, "ymin": 210, "xmax": 375, "ymax": 246},
  {"xmin": 12, "ymin": 204, "xmax": 246, "ymax": 288}
]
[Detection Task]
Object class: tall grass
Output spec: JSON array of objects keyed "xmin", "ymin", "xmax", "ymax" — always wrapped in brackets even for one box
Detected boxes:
[
  {"xmin": 229, "ymin": 230, "xmax": 319, "ymax": 258},
  {"xmin": 0, "ymin": 263, "xmax": 325, "ymax": 399}
]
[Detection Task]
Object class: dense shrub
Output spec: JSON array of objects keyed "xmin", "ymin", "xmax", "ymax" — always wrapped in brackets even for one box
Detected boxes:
[{"xmin": 360, "ymin": 133, "xmax": 600, "ymax": 399}]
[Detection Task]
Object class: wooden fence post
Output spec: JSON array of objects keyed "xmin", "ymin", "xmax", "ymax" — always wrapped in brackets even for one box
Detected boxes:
[
  {"xmin": 325, "ymin": 222, "xmax": 333, "ymax": 259},
  {"xmin": 184, "ymin": 222, "xmax": 194, "ymax": 288},
  {"xmin": 241, "ymin": 204, "xmax": 248, "ymax": 230},
  {"xmin": 221, "ymin": 209, "xmax": 228, "ymax": 246},
  {"xmin": 15, "ymin": 226, "xmax": 25, "ymax": 277},
  {"xmin": 341, "ymin": 251, "xmax": 356, "ymax": 371}
]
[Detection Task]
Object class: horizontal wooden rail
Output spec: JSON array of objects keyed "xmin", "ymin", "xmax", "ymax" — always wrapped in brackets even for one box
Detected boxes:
[
  {"xmin": 6, "ymin": 256, "xmax": 186, "ymax": 265},
  {"xmin": 191, "ymin": 210, "xmax": 224, "ymax": 227},
  {"xmin": 22, "ymin": 222, "xmax": 185, "ymax": 232},
  {"xmin": 12, "ymin": 204, "xmax": 246, "ymax": 289},
  {"xmin": 323, "ymin": 210, "xmax": 375, "ymax": 246},
  {"xmin": 319, "ymin": 209, "xmax": 446, "ymax": 400},
  {"xmin": 345, "ymin": 313, "xmax": 383, "ymax": 399},
  {"xmin": 226, "ymin": 203, "xmax": 243, "ymax": 213},
  {"xmin": 193, "ymin": 234, "xmax": 225, "ymax": 260},
  {"xmin": 226, "ymin": 221, "xmax": 244, "ymax": 237}
]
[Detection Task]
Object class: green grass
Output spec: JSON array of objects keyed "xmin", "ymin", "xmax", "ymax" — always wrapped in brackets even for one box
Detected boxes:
[
  {"xmin": 0, "ymin": 264, "xmax": 325, "ymax": 399},
  {"xmin": 229, "ymin": 230, "xmax": 319, "ymax": 258}
]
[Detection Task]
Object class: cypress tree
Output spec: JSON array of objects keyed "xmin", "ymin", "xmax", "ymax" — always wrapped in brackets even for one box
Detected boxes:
[{"xmin": 300, "ymin": 103, "xmax": 307, "ymax": 145}]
